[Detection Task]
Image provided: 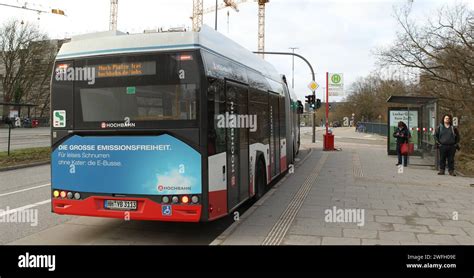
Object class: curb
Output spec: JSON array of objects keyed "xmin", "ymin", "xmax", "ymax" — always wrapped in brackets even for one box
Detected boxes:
[
  {"xmin": 0, "ymin": 161, "xmax": 50, "ymax": 172},
  {"xmin": 210, "ymin": 146, "xmax": 315, "ymax": 245}
]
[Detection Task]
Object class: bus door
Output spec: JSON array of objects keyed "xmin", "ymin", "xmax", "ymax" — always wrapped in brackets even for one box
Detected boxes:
[
  {"xmin": 225, "ymin": 81, "xmax": 249, "ymax": 210},
  {"xmin": 269, "ymin": 93, "xmax": 280, "ymax": 179}
]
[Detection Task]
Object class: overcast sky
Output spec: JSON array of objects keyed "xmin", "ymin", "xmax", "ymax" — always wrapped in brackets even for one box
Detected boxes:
[{"xmin": 1, "ymin": 0, "xmax": 472, "ymax": 101}]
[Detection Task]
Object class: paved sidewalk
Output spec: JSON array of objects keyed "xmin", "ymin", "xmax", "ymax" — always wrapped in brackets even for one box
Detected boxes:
[{"xmin": 212, "ymin": 133, "xmax": 474, "ymax": 245}]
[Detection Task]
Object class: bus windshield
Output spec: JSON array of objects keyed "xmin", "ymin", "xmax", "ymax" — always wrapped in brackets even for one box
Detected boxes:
[
  {"xmin": 79, "ymin": 84, "xmax": 197, "ymax": 122},
  {"xmin": 62, "ymin": 51, "xmax": 200, "ymax": 129}
]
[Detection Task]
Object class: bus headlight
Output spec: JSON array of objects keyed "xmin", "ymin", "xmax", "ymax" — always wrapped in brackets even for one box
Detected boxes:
[
  {"xmin": 60, "ymin": 191, "xmax": 67, "ymax": 198},
  {"xmin": 162, "ymin": 196, "xmax": 170, "ymax": 203},
  {"xmin": 74, "ymin": 192, "xmax": 81, "ymax": 200},
  {"xmin": 181, "ymin": 196, "xmax": 189, "ymax": 204},
  {"xmin": 191, "ymin": 196, "xmax": 199, "ymax": 204},
  {"xmin": 53, "ymin": 190, "xmax": 60, "ymax": 198},
  {"xmin": 172, "ymin": 196, "xmax": 179, "ymax": 204}
]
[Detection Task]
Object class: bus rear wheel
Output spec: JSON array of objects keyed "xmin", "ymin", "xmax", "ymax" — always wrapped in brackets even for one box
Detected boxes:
[{"xmin": 255, "ymin": 158, "xmax": 267, "ymax": 199}]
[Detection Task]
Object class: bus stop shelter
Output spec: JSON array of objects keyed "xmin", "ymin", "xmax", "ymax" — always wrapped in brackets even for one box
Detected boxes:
[
  {"xmin": 387, "ymin": 95, "xmax": 439, "ymax": 168},
  {"xmin": 0, "ymin": 102, "xmax": 38, "ymax": 120}
]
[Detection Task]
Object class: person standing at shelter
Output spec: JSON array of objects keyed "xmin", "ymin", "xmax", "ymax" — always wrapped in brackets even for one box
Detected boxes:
[
  {"xmin": 435, "ymin": 114, "xmax": 460, "ymax": 176},
  {"xmin": 394, "ymin": 121, "xmax": 410, "ymax": 167}
]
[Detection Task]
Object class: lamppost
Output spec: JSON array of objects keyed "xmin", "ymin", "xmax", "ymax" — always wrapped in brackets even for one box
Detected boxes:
[
  {"xmin": 215, "ymin": 0, "xmax": 218, "ymax": 30},
  {"xmin": 289, "ymin": 47, "xmax": 299, "ymax": 89}
]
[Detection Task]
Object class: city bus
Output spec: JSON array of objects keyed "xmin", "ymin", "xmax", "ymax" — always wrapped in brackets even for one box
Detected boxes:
[{"xmin": 50, "ymin": 26, "xmax": 302, "ymax": 222}]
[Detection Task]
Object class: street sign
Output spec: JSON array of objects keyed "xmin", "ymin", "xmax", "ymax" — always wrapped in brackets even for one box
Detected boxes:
[
  {"xmin": 328, "ymin": 73, "xmax": 344, "ymax": 96},
  {"xmin": 308, "ymin": 81, "xmax": 319, "ymax": 92}
]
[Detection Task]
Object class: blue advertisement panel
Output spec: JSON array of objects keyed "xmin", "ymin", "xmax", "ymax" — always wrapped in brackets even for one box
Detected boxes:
[{"xmin": 52, "ymin": 134, "xmax": 201, "ymax": 195}]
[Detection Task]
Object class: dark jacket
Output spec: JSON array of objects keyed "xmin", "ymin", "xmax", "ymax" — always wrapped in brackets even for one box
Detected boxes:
[
  {"xmin": 393, "ymin": 127, "xmax": 410, "ymax": 144},
  {"xmin": 435, "ymin": 124, "xmax": 460, "ymax": 145}
]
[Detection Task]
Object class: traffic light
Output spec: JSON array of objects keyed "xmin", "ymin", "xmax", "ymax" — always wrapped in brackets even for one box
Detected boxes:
[
  {"xmin": 305, "ymin": 95, "xmax": 316, "ymax": 110},
  {"xmin": 316, "ymin": 99, "xmax": 321, "ymax": 109},
  {"xmin": 305, "ymin": 95, "xmax": 321, "ymax": 110}
]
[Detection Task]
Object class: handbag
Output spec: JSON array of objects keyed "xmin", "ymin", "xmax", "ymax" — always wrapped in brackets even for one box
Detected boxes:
[{"xmin": 401, "ymin": 142, "xmax": 414, "ymax": 155}]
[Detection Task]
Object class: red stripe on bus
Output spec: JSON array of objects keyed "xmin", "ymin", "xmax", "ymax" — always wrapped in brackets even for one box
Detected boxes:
[
  {"xmin": 280, "ymin": 156, "xmax": 287, "ymax": 172},
  {"xmin": 208, "ymin": 189, "xmax": 227, "ymax": 221},
  {"xmin": 52, "ymin": 196, "xmax": 201, "ymax": 222},
  {"xmin": 267, "ymin": 165, "xmax": 271, "ymax": 184}
]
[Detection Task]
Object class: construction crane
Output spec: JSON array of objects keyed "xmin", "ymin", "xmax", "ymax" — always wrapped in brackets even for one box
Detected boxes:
[
  {"xmin": 192, "ymin": 0, "xmax": 269, "ymax": 58},
  {"xmin": 109, "ymin": 0, "xmax": 118, "ymax": 31},
  {"xmin": 192, "ymin": 0, "xmax": 203, "ymax": 32},
  {"xmin": 202, "ymin": 0, "xmax": 241, "ymax": 14},
  {"xmin": 192, "ymin": 0, "xmax": 253, "ymax": 31},
  {"xmin": 257, "ymin": 0, "xmax": 269, "ymax": 58},
  {"xmin": 0, "ymin": 2, "xmax": 65, "ymax": 19}
]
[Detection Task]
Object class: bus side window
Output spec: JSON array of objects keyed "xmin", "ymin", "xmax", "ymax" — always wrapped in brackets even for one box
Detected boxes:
[{"xmin": 207, "ymin": 79, "xmax": 226, "ymax": 155}]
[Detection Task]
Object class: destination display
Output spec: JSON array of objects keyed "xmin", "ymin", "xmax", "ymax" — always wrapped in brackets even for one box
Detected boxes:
[{"xmin": 94, "ymin": 61, "xmax": 156, "ymax": 78}]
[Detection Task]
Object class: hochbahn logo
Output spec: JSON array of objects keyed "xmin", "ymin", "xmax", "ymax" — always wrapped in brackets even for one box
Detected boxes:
[
  {"xmin": 101, "ymin": 117, "xmax": 136, "ymax": 129},
  {"xmin": 157, "ymin": 185, "xmax": 192, "ymax": 191}
]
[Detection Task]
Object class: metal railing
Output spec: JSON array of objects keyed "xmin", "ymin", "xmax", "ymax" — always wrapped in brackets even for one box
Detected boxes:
[{"xmin": 357, "ymin": 122, "xmax": 388, "ymax": 136}]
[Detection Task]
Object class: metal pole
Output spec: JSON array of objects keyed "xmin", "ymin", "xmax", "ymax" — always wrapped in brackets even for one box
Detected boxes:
[
  {"xmin": 289, "ymin": 47, "xmax": 298, "ymax": 89},
  {"xmin": 322, "ymin": 87, "xmax": 326, "ymax": 128},
  {"xmin": 7, "ymin": 125, "xmax": 11, "ymax": 156},
  {"xmin": 326, "ymin": 72, "xmax": 329, "ymax": 136},
  {"xmin": 215, "ymin": 0, "xmax": 218, "ymax": 31},
  {"xmin": 292, "ymin": 52, "xmax": 295, "ymax": 89}
]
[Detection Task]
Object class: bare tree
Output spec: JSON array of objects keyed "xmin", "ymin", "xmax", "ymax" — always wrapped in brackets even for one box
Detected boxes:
[
  {"xmin": 332, "ymin": 74, "xmax": 410, "ymax": 125},
  {"xmin": 0, "ymin": 19, "xmax": 51, "ymax": 118},
  {"xmin": 377, "ymin": 2, "xmax": 473, "ymax": 168},
  {"xmin": 377, "ymin": 3, "xmax": 473, "ymax": 103}
]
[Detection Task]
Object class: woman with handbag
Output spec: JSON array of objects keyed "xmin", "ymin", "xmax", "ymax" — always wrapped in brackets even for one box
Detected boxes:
[
  {"xmin": 393, "ymin": 121, "xmax": 410, "ymax": 167},
  {"xmin": 435, "ymin": 114, "xmax": 460, "ymax": 176}
]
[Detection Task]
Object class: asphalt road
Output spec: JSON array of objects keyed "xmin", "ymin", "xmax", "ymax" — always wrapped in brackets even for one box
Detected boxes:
[
  {"xmin": 0, "ymin": 163, "xmax": 250, "ymax": 245},
  {"xmin": 0, "ymin": 127, "xmax": 50, "ymax": 152},
  {"xmin": 0, "ymin": 152, "xmax": 311, "ymax": 245}
]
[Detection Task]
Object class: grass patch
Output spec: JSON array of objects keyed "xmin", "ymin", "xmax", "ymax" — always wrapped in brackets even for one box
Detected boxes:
[
  {"xmin": 457, "ymin": 151, "xmax": 474, "ymax": 176},
  {"xmin": 0, "ymin": 147, "xmax": 50, "ymax": 168}
]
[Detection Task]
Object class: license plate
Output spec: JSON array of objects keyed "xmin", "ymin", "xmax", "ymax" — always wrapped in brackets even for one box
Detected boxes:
[{"xmin": 104, "ymin": 200, "xmax": 137, "ymax": 210}]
